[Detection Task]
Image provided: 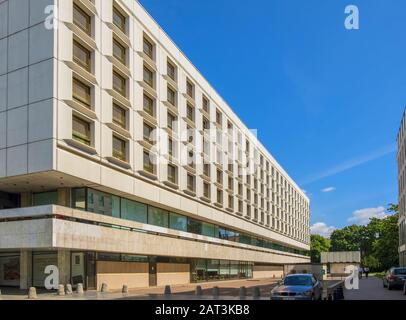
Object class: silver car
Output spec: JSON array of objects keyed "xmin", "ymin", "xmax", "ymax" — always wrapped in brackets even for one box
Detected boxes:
[{"xmin": 270, "ymin": 274, "xmax": 323, "ymax": 300}]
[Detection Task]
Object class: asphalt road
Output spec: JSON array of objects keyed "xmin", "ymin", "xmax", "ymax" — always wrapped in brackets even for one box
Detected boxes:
[{"xmin": 345, "ymin": 276, "xmax": 406, "ymax": 300}]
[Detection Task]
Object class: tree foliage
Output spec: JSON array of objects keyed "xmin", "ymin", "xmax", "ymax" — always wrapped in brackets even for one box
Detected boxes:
[
  {"xmin": 327, "ymin": 204, "xmax": 399, "ymax": 272},
  {"xmin": 310, "ymin": 234, "xmax": 331, "ymax": 263}
]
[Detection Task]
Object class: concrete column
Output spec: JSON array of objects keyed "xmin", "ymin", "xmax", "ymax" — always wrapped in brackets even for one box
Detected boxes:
[
  {"xmin": 57, "ymin": 188, "xmax": 71, "ymax": 207},
  {"xmin": 20, "ymin": 250, "xmax": 33, "ymax": 290},
  {"xmin": 58, "ymin": 250, "xmax": 71, "ymax": 286},
  {"xmin": 20, "ymin": 192, "xmax": 33, "ymax": 208}
]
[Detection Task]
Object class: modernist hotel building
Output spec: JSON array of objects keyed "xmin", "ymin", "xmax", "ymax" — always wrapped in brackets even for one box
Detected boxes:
[{"xmin": 0, "ymin": 0, "xmax": 310, "ymax": 290}]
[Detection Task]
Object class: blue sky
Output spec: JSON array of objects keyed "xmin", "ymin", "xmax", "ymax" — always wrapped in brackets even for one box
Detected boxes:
[{"xmin": 139, "ymin": 0, "xmax": 406, "ymax": 235}]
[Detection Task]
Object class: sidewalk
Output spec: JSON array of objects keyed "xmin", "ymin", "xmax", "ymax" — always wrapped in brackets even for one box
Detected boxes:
[{"xmin": 0, "ymin": 278, "xmax": 279, "ymax": 300}]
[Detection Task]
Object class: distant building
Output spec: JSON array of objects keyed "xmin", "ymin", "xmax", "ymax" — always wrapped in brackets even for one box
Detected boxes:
[
  {"xmin": 397, "ymin": 110, "xmax": 406, "ymax": 267},
  {"xmin": 321, "ymin": 252, "xmax": 361, "ymax": 275}
]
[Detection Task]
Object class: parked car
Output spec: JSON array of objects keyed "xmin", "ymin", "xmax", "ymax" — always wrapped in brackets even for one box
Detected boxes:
[
  {"xmin": 383, "ymin": 267, "xmax": 406, "ymax": 290},
  {"xmin": 270, "ymin": 274, "xmax": 322, "ymax": 300}
]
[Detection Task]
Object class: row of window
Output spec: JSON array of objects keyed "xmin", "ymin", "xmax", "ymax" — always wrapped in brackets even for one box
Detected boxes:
[{"xmin": 38, "ymin": 187, "xmax": 307, "ymax": 256}]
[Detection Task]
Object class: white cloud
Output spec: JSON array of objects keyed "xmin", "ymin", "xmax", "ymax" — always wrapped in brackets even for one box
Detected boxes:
[
  {"xmin": 310, "ymin": 222, "xmax": 336, "ymax": 238},
  {"xmin": 347, "ymin": 207, "xmax": 387, "ymax": 226},
  {"xmin": 321, "ymin": 187, "xmax": 336, "ymax": 193}
]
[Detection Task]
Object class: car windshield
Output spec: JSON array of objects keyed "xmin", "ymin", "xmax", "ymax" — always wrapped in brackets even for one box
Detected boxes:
[
  {"xmin": 283, "ymin": 276, "xmax": 313, "ymax": 286},
  {"xmin": 394, "ymin": 268, "xmax": 406, "ymax": 275}
]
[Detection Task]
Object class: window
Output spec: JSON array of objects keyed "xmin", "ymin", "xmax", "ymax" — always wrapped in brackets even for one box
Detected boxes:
[
  {"xmin": 203, "ymin": 163, "xmax": 211, "ymax": 177},
  {"xmin": 73, "ymin": 77, "xmax": 91, "ymax": 108},
  {"xmin": 73, "ymin": 4, "xmax": 91, "ymax": 36},
  {"xmin": 186, "ymin": 80, "xmax": 194, "ymax": 99},
  {"xmin": 143, "ymin": 37, "xmax": 154, "ymax": 59},
  {"xmin": 143, "ymin": 65, "xmax": 154, "ymax": 88},
  {"xmin": 73, "ymin": 40, "xmax": 91, "ymax": 71},
  {"xmin": 216, "ymin": 110, "xmax": 222, "ymax": 126},
  {"xmin": 217, "ymin": 189, "xmax": 223, "ymax": 205},
  {"xmin": 203, "ymin": 117, "xmax": 210, "ymax": 130},
  {"xmin": 143, "ymin": 150, "xmax": 155, "ymax": 174},
  {"xmin": 167, "ymin": 60, "xmax": 176, "ymax": 81},
  {"xmin": 113, "ymin": 71, "xmax": 126, "ymax": 97},
  {"xmin": 169, "ymin": 212, "xmax": 187, "ymax": 231},
  {"xmin": 203, "ymin": 138, "xmax": 210, "ymax": 156},
  {"xmin": 188, "ymin": 150, "xmax": 195, "ymax": 168},
  {"xmin": 113, "ymin": 7, "xmax": 126, "ymax": 33},
  {"xmin": 167, "ymin": 112, "xmax": 176, "ymax": 131},
  {"xmin": 187, "ymin": 174, "xmax": 196, "ymax": 192},
  {"xmin": 167, "ymin": 164, "xmax": 177, "ymax": 184},
  {"xmin": 168, "ymin": 138, "xmax": 174, "ymax": 157},
  {"xmin": 228, "ymin": 195, "xmax": 234, "ymax": 210},
  {"xmin": 202, "ymin": 96, "xmax": 210, "ymax": 113},
  {"xmin": 238, "ymin": 183, "xmax": 243, "ymax": 196},
  {"xmin": 143, "ymin": 122, "xmax": 154, "ymax": 144},
  {"xmin": 143, "ymin": 93, "xmax": 155, "ymax": 117},
  {"xmin": 187, "ymin": 104, "xmax": 195, "ymax": 123},
  {"xmin": 120, "ymin": 198, "xmax": 147, "ymax": 223},
  {"xmin": 33, "ymin": 191, "xmax": 58, "ymax": 206},
  {"xmin": 113, "ymin": 135, "xmax": 127, "ymax": 162},
  {"xmin": 203, "ymin": 182, "xmax": 211, "ymax": 199},
  {"xmin": 148, "ymin": 207, "xmax": 169, "ymax": 228},
  {"xmin": 72, "ymin": 115, "xmax": 91, "ymax": 146},
  {"xmin": 167, "ymin": 86, "xmax": 176, "ymax": 106},
  {"xmin": 113, "ymin": 103, "xmax": 127, "ymax": 129},
  {"xmin": 228, "ymin": 176, "xmax": 234, "ymax": 191},
  {"xmin": 238, "ymin": 200, "xmax": 243, "ymax": 213},
  {"xmin": 113, "ymin": 39, "xmax": 126, "ymax": 65},
  {"xmin": 217, "ymin": 170, "xmax": 223, "ymax": 185}
]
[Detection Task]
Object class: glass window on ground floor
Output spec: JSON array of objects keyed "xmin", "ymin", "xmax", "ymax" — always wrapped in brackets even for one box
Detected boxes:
[
  {"xmin": 121, "ymin": 198, "xmax": 148, "ymax": 224},
  {"xmin": 33, "ymin": 191, "xmax": 58, "ymax": 206},
  {"xmin": 33, "ymin": 252, "xmax": 58, "ymax": 288},
  {"xmin": 190, "ymin": 258, "xmax": 253, "ymax": 283},
  {"xmin": 68, "ymin": 187, "xmax": 310, "ymax": 257},
  {"xmin": 0, "ymin": 253, "xmax": 20, "ymax": 287}
]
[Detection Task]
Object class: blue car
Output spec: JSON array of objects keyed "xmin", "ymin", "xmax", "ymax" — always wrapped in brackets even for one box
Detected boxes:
[{"xmin": 270, "ymin": 274, "xmax": 323, "ymax": 300}]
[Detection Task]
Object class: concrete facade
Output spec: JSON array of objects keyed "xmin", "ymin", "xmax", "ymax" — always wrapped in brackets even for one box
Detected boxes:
[
  {"xmin": 397, "ymin": 110, "xmax": 406, "ymax": 267},
  {"xmin": 0, "ymin": 0, "xmax": 311, "ymax": 290}
]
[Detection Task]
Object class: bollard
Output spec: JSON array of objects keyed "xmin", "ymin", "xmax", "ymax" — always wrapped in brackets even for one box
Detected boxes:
[
  {"xmin": 212, "ymin": 286, "xmax": 220, "ymax": 298},
  {"xmin": 66, "ymin": 284, "xmax": 73, "ymax": 295},
  {"xmin": 239, "ymin": 286, "xmax": 247, "ymax": 299},
  {"xmin": 28, "ymin": 287, "xmax": 37, "ymax": 299},
  {"xmin": 122, "ymin": 285, "xmax": 129, "ymax": 294},
  {"xmin": 195, "ymin": 286, "xmax": 203, "ymax": 296},
  {"xmin": 253, "ymin": 286, "xmax": 261, "ymax": 299},
  {"xmin": 77, "ymin": 283, "xmax": 84, "ymax": 295},
  {"xmin": 57, "ymin": 284, "xmax": 65, "ymax": 296},
  {"xmin": 164, "ymin": 285, "xmax": 172, "ymax": 295},
  {"xmin": 101, "ymin": 283, "xmax": 108, "ymax": 293}
]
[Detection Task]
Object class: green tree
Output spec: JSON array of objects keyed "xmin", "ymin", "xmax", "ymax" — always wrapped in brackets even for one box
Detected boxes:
[
  {"xmin": 372, "ymin": 214, "xmax": 399, "ymax": 271},
  {"xmin": 329, "ymin": 204, "xmax": 399, "ymax": 272},
  {"xmin": 310, "ymin": 235, "xmax": 331, "ymax": 263},
  {"xmin": 330, "ymin": 225, "xmax": 363, "ymax": 252},
  {"xmin": 362, "ymin": 255, "xmax": 380, "ymax": 271}
]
